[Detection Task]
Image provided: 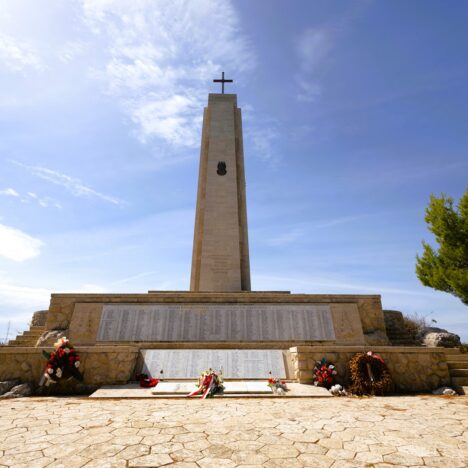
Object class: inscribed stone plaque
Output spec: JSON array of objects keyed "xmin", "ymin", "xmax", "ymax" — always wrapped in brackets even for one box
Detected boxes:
[
  {"xmin": 151, "ymin": 381, "xmax": 273, "ymax": 394},
  {"xmin": 97, "ymin": 303, "xmax": 335, "ymax": 342},
  {"xmin": 141, "ymin": 349, "xmax": 286, "ymax": 379}
]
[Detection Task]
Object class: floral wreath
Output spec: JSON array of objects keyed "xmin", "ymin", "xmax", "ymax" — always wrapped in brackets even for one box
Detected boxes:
[
  {"xmin": 187, "ymin": 369, "xmax": 224, "ymax": 399},
  {"xmin": 349, "ymin": 351, "xmax": 393, "ymax": 396},
  {"xmin": 40, "ymin": 337, "xmax": 83, "ymax": 386}
]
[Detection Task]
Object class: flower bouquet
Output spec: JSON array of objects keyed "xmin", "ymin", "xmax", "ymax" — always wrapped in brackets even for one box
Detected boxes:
[
  {"xmin": 312, "ymin": 357, "xmax": 337, "ymax": 389},
  {"xmin": 267, "ymin": 374, "xmax": 288, "ymax": 395},
  {"xmin": 187, "ymin": 369, "xmax": 224, "ymax": 399},
  {"xmin": 40, "ymin": 337, "xmax": 83, "ymax": 386}
]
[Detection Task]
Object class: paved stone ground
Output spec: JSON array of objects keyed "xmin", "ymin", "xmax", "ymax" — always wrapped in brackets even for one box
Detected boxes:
[{"xmin": 0, "ymin": 396, "xmax": 466, "ymax": 467}]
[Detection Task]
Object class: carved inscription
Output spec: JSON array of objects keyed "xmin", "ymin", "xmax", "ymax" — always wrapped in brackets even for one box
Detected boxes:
[
  {"xmin": 97, "ymin": 303, "xmax": 335, "ymax": 342},
  {"xmin": 141, "ymin": 349, "xmax": 286, "ymax": 379}
]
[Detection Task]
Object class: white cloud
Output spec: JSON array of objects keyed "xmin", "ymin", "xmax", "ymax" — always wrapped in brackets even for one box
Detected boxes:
[
  {"xmin": 12, "ymin": 161, "xmax": 125, "ymax": 206},
  {"xmin": 79, "ymin": 0, "xmax": 255, "ymax": 151},
  {"xmin": 294, "ymin": 27, "xmax": 333, "ymax": 102},
  {"xmin": 0, "ymin": 32, "xmax": 43, "ymax": 72},
  {"xmin": 58, "ymin": 40, "xmax": 89, "ymax": 63},
  {"xmin": 0, "ymin": 223, "xmax": 43, "ymax": 262},
  {"xmin": 113, "ymin": 271, "xmax": 157, "ymax": 285},
  {"xmin": 245, "ymin": 125, "xmax": 279, "ymax": 162},
  {"xmin": 0, "ymin": 188, "xmax": 19, "ymax": 197},
  {"xmin": 0, "ymin": 282, "xmax": 50, "ymax": 309},
  {"xmin": 1, "ymin": 187, "xmax": 61, "ymax": 208},
  {"xmin": 267, "ymin": 229, "xmax": 303, "ymax": 247}
]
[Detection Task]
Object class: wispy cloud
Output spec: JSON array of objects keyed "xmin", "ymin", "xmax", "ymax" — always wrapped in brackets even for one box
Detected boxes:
[
  {"xmin": 267, "ymin": 229, "xmax": 303, "ymax": 247},
  {"xmin": 266, "ymin": 215, "xmax": 365, "ymax": 247},
  {"xmin": 113, "ymin": 271, "xmax": 157, "ymax": 286},
  {"xmin": 26, "ymin": 192, "xmax": 62, "ymax": 209},
  {"xmin": 0, "ymin": 32, "xmax": 43, "ymax": 72},
  {"xmin": 0, "ymin": 223, "xmax": 43, "ymax": 262},
  {"xmin": 0, "ymin": 188, "xmax": 19, "ymax": 197},
  {"xmin": 58, "ymin": 41, "xmax": 89, "ymax": 64},
  {"xmin": 12, "ymin": 161, "xmax": 125, "ymax": 206},
  {"xmin": 1, "ymin": 187, "xmax": 61, "ymax": 208},
  {"xmin": 80, "ymin": 0, "xmax": 255, "ymax": 153},
  {"xmin": 294, "ymin": 27, "xmax": 334, "ymax": 102}
]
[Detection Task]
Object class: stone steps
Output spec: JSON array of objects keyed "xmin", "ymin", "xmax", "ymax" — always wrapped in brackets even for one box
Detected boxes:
[
  {"xmin": 7, "ymin": 325, "xmax": 45, "ymax": 347},
  {"xmin": 451, "ymin": 377, "xmax": 468, "ymax": 386},
  {"xmin": 22, "ymin": 330, "xmax": 44, "ymax": 337},
  {"xmin": 444, "ymin": 352, "xmax": 468, "ymax": 389},
  {"xmin": 445, "ymin": 354, "xmax": 468, "ymax": 361},
  {"xmin": 447, "ymin": 361, "xmax": 468, "ymax": 369},
  {"xmin": 450, "ymin": 368, "xmax": 468, "ymax": 377}
]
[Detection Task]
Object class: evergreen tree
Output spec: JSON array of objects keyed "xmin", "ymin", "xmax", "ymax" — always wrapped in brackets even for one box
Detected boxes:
[{"xmin": 416, "ymin": 189, "xmax": 468, "ymax": 305}]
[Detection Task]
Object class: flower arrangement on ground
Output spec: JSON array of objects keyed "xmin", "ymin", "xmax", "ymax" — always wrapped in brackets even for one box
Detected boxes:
[
  {"xmin": 312, "ymin": 357, "xmax": 337, "ymax": 389},
  {"xmin": 40, "ymin": 337, "xmax": 83, "ymax": 386},
  {"xmin": 267, "ymin": 374, "xmax": 288, "ymax": 395},
  {"xmin": 349, "ymin": 351, "xmax": 393, "ymax": 396},
  {"xmin": 187, "ymin": 369, "xmax": 224, "ymax": 398},
  {"xmin": 136, "ymin": 373, "xmax": 159, "ymax": 388}
]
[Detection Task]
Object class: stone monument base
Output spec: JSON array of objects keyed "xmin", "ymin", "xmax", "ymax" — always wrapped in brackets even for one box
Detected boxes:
[{"xmin": 0, "ymin": 290, "xmax": 457, "ymax": 394}]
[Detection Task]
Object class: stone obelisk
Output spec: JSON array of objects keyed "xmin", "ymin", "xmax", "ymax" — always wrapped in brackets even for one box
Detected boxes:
[{"xmin": 190, "ymin": 75, "xmax": 251, "ymax": 291}]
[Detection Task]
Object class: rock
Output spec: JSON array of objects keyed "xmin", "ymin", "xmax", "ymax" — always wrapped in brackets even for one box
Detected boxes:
[
  {"xmin": 0, "ymin": 383, "xmax": 33, "ymax": 399},
  {"xmin": 31, "ymin": 310, "xmax": 48, "ymax": 327},
  {"xmin": 35, "ymin": 329, "xmax": 67, "ymax": 347},
  {"xmin": 0, "ymin": 380, "xmax": 21, "ymax": 396},
  {"xmin": 418, "ymin": 327, "xmax": 461, "ymax": 348},
  {"xmin": 432, "ymin": 386, "xmax": 457, "ymax": 396},
  {"xmin": 330, "ymin": 384, "xmax": 347, "ymax": 396}
]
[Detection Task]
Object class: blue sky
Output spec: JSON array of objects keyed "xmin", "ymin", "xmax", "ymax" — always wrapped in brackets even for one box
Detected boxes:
[{"xmin": 0, "ymin": 0, "xmax": 467, "ymax": 342}]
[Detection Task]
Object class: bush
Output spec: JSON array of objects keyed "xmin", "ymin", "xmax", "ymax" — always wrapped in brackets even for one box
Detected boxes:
[{"xmin": 401, "ymin": 313, "xmax": 430, "ymax": 342}]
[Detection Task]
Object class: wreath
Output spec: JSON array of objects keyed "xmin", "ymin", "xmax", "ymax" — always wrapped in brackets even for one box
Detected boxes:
[
  {"xmin": 187, "ymin": 369, "xmax": 224, "ymax": 399},
  {"xmin": 349, "ymin": 351, "xmax": 393, "ymax": 396},
  {"xmin": 40, "ymin": 337, "xmax": 83, "ymax": 387}
]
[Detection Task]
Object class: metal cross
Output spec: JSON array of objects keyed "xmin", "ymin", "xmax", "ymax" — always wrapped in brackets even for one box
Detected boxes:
[{"xmin": 213, "ymin": 71, "xmax": 233, "ymax": 94}]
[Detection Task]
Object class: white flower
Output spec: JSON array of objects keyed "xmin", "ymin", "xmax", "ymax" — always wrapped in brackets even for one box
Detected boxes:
[
  {"xmin": 64, "ymin": 348, "xmax": 70, "ymax": 354},
  {"xmin": 47, "ymin": 368, "xmax": 53, "ymax": 374},
  {"xmin": 75, "ymin": 361, "xmax": 80, "ymax": 368},
  {"xmin": 56, "ymin": 368, "xmax": 62, "ymax": 378}
]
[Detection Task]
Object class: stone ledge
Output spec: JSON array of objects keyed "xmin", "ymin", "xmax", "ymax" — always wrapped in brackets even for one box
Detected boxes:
[
  {"xmin": 0, "ymin": 345, "xmax": 139, "ymax": 353},
  {"xmin": 290, "ymin": 345, "xmax": 460, "ymax": 353},
  {"xmin": 50, "ymin": 292, "xmax": 382, "ymax": 301}
]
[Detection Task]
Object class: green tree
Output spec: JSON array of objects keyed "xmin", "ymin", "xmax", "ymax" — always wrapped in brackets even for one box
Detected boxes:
[{"xmin": 416, "ymin": 189, "xmax": 468, "ymax": 305}]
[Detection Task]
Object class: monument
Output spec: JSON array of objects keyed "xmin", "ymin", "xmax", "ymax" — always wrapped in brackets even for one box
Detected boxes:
[
  {"xmin": 0, "ymin": 74, "xmax": 458, "ymax": 394},
  {"xmin": 190, "ymin": 88, "xmax": 250, "ymax": 292}
]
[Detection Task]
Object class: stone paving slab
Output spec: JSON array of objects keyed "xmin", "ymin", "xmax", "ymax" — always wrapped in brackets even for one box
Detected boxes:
[
  {"xmin": 0, "ymin": 395, "xmax": 466, "ymax": 467},
  {"xmin": 89, "ymin": 383, "xmax": 331, "ymax": 398}
]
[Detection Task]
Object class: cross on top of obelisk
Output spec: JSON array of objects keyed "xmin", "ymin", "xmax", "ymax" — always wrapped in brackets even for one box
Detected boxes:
[{"xmin": 213, "ymin": 71, "xmax": 233, "ymax": 94}]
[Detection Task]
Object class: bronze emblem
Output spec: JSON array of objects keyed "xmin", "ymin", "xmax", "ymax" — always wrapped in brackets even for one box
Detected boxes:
[{"xmin": 217, "ymin": 161, "xmax": 227, "ymax": 176}]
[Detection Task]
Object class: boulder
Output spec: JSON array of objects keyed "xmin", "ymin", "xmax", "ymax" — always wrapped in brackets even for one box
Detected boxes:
[
  {"xmin": 432, "ymin": 386, "xmax": 457, "ymax": 396},
  {"xmin": 31, "ymin": 310, "xmax": 48, "ymax": 327},
  {"xmin": 0, "ymin": 383, "xmax": 33, "ymax": 399},
  {"xmin": 417, "ymin": 327, "xmax": 461, "ymax": 348},
  {"xmin": 0, "ymin": 380, "xmax": 21, "ymax": 396}
]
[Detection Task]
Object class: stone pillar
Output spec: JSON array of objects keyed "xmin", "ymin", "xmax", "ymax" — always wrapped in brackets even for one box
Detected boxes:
[{"xmin": 190, "ymin": 94, "xmax": 251, "ymax": 291}]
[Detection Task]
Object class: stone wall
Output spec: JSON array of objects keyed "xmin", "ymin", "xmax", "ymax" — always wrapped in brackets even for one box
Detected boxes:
[
  {"xmin": 0, "ymin": 346, "xmax": 138, "ymax": 387},
  {"xmin": 290, "ymin": 346, "xmax": 451, "ymax": 393}
]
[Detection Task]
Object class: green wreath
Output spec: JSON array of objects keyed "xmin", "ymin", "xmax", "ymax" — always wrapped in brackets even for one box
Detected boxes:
[{"xmin": 349, "ymin": 352, "xmax": 393, "ymax": 396}]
